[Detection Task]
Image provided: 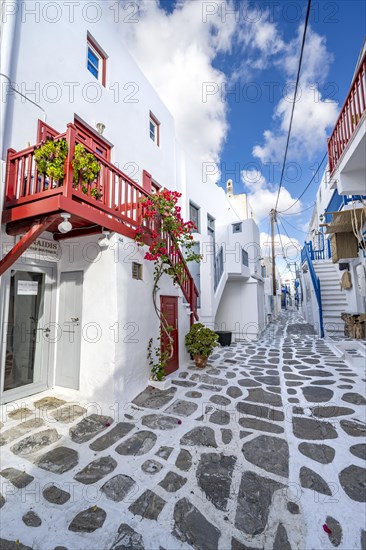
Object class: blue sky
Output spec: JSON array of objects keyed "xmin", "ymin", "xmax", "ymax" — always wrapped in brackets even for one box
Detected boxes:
[{"xmin": 123, "ymin": 0, "xmax": 365, "ymax": 272}]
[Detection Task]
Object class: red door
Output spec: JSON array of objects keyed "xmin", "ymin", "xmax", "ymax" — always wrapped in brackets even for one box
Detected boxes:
[{"xmin": 160, "ymin": 296, "xmax": 179, "ymax": 375}]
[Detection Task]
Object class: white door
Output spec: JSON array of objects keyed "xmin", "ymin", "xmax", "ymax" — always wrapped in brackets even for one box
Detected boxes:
[
  {"xmin": 1, "ymin": 264, "xmax": 54, "ymax": 403},
  {"xmin": 55, "ymin": 271, "xmax": 83, "ymax": 389}
]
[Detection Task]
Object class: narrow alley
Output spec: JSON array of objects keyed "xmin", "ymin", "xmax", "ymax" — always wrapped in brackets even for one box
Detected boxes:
[{"xmin": 0, "ymin": 311, "xmax": 365, "ymax": 550}]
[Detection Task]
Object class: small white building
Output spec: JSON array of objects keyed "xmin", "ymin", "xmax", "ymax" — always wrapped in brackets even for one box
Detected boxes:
[{"xmin": 0, "ymin": 1, "xmax": 264, "ymax": 408}]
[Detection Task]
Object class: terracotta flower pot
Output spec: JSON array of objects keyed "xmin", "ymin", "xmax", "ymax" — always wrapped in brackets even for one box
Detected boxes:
[{"xmin": 194, "ymin": 354, "xmax": 208, "ymax": 369}]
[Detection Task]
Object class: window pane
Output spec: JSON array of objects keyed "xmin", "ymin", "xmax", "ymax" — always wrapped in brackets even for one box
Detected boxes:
[
  {"xmin": 5, "ymin": 272, "xmax": 45, "ymax": 391},
  {"xmin": 189, "ymin": 204, "xmax": 200, "ymax": 232},
  {"xmin": 87, "ymin": 61, "xmax": 99, "ymax": 79},
  {"xmin": 150, "ymin": 121, "xmax": 156, "ymax": 142},
  {"xmin": 88, "ymin": 48, "xmax": 99, "ymax": 67}
]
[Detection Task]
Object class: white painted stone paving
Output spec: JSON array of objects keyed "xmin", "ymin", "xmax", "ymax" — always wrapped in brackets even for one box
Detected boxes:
[{"xmin": 0, "ymin": 311, "xmax": 365, "ymax": 550}]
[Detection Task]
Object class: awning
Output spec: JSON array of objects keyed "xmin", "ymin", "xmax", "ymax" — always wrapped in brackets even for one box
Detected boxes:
[{"xmin": 324, "ymin": 206, "xmax": 366, "ymax": 234}]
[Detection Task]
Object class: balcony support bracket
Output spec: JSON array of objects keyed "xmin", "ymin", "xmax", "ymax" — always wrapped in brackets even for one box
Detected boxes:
[{"xmin": 0, "ymin": 216, "xmax": 57, "ymax": 276}]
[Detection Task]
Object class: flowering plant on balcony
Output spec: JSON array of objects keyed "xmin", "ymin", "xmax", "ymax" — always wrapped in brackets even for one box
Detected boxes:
[
  {"xmin": 72, "ymin": 143, "xmax": 101, "ymax": 199},
  {"xmin": 34, "ymin": 139, "xmax": 101, "ymax": 199},
  {"xmin": 136, "ymin": 188, "xmax": 201, "ymax": 380},
  {"xmin": 34, "ymin": 138, "xmax": 68, "ymax": 182}
]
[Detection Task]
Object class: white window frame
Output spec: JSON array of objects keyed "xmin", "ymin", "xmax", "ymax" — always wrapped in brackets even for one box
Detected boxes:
[
  {"xmin": 149, "ymin": 112, "xmax": 160, "ymax": 146},
  {"xmin": 189, "ymin": 202, "xmax": 200, "ymax": 233}
]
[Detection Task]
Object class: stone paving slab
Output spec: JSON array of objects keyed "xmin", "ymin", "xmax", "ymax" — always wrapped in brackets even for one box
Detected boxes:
[
  {"xmin": 0, "ymin": 311, "xmax": 365, "ymax": 550},
  {"xmin": 0, "ymin": 418, "xmax": 45, "ymax": 446},
  {"xmin": 10, "ymin": 429, "xmax": 60, "ymax": 456}
]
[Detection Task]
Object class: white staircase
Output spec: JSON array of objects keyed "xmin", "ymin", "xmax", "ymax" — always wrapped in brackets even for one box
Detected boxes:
[{"xmin": 313, "ymin": 260, "xmax": 348, "ymax": 336}]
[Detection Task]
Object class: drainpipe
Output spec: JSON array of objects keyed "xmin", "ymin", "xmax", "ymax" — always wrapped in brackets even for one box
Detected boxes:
[{"xmin": 1, "ymin": 3, "xmax": 19, "ymax": 162}]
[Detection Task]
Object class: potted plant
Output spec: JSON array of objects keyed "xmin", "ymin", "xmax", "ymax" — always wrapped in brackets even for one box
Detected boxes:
[{"xmin": 185, "ymin": 323, "xmax": 219, "ymax": 369}]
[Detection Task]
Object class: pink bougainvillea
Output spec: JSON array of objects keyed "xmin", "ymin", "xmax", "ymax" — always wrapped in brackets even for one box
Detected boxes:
[{"xmin": 135, "ymin": 188, "xmax": 201, "ymax": 381}]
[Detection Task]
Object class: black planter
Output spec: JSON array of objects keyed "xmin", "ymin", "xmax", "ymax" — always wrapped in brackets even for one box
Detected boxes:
[{"xmin": 215, "ymin": 331, "xmax": 232, "ymax": 347}]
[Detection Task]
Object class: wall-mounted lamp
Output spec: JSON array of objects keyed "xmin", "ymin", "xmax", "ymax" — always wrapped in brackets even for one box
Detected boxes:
[
  {"xmin": 58, "ymin": 213, "xmax": 72, "ymax": 233},
  {"xmin": 319, "ymin": 214, "xmax": 324, "ymax": 222},
  {"xmin": 98, "ymin": 230, "xmax": 110, "ymax": 249},
  {"xmin": 95, "ymin": 122, "xmax": 106, "ymax": 135}
]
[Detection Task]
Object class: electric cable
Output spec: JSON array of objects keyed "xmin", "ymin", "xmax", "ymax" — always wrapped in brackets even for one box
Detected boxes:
[
  {"xmin": 279, "ymin": 214, "xmax": 309, "ymax": 235},
  {"xmin": 273, "ymin": 0, "xmax": 312, "ymax": 212},
  {"xmin": 278, "ymin": 214, "xmax": 301, "ymax": 249},
  {"xmin": 278, "ymin": 152, "xmax": 328, "ymax": 214},
  {"xmin": 275, "ymin": 218, "xmax": 287, "ymax": 259},
  {"xmin": 281, "ymin": 201, "xmax": 316, "ymax": 216}
]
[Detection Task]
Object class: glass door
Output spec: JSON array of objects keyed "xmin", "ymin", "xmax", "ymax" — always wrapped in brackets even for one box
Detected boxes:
[{"xmin": 2, "ymin": 265, "xmax": 54, "ymax": 401}]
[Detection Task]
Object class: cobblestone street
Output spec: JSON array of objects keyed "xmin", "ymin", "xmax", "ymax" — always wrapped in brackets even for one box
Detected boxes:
[{"xmin": 0, "ymin": 311, "xmax": 365, "ymax": 550}]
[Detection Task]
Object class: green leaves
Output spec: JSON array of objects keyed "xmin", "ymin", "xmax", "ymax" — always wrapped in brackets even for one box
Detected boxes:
[
  {"xmin": 72, "ymin": 143, "xmax": 101, "ymax": 186},
  {"xmin": 34, "ymin": 138, "xmax": 68, "ymax": 182},
  {"xmin": 34, "ymin": 139, "xmax": 101, "ymax": 199},
  {"xmin": 147, "ymin": 336, "xmax": 170, "ymax": 381},
  {"xmin": 185, "ymin": 323, "xmax": 219, "ymax": 358}
]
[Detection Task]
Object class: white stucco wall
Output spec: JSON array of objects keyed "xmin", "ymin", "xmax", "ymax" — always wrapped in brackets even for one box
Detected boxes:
[
  {"xmin": 0, "ymin": 1, "xmax": 265, "ymax": 406},
  {"xmin": 0, "ymin": 1, "xmax": 176, "ymax": 188}
]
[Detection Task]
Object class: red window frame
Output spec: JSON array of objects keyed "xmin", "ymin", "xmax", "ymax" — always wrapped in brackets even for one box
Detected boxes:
[{"xmin": 87, "ymin": 33, "xmax": 107, "ymax": 87}]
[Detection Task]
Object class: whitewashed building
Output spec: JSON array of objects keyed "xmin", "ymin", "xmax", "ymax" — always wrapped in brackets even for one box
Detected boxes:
[
  {"xmin": 299, "ymin": 43, "xmax": 366, "ymax": 338},
  {"xmin": 0, "ymin": 1, "xmax": 264, "ymax": 408}
]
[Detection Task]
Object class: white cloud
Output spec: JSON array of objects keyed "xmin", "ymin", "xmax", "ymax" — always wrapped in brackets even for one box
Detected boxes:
[
  {"xmin": 242, "ymin": 169, "xmax": 302, "ymax": 221},
  {"xmin": 121, "ymin": 0, "xmax": 237, "ymax": 169},
  {"xmin": 280, "ymin": 26, "xmax": 333, "ymax": 84},
  {"xmin": 232, "ymin": 8, "xmax": 285, "ymax": 78},
  {"xmin": 252, "ymin": 26, "xmax": 338, "ymax": 163},
  {"xmin": 260, "ymin": 231, "xmax": 301, "ymax": 264}
]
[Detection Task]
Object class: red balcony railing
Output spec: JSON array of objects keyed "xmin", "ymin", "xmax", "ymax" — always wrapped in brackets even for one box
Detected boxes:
[
  {"xmin": 4, "ymin": 124, "xmax": 154, "ymax": 238},
  {"xmin": 2, "ymin": 123, "xmax": 199, "ymax": 320},
  {"xmin": 328, "ymin": 50, "xmax": 366, "ymax": 174}
]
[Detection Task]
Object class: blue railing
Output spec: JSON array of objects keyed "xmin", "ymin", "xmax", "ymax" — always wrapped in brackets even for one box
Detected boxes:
[
  {"xmin": 301, "ymin": 243, "xmax": 324, "ymax": 338},
  {"xmin": 214, "ymin": 245, "xmax": 224, "ymax": 291},
  {"xmin": 325, "ymin": 191, "xmax": 344, "ymax": 223},
  {"xmin": 325, "ymin": 192, "xmax": 366, "ymax": 223},
  {"xmin": 301, "ymin": 241, "xmax": 313, "ymax": 262},
  {"xmin": 304, "ymin": 228, "xmax": 332, "ymax": 261}
]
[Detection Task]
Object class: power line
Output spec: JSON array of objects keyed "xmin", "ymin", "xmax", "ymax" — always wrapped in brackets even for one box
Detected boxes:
[
  {"xmin": 278, "ymin": 152, "xmax": 328, "ymax": 214},
  {"xmin": 281, "ymin": 201, "xmax": 316, "ymax": 216},
  {"xmin": 275, "ymin": 219, "xmax": 286, "ymax": 258},
  {"xmin": 279, "ymin": 214, "xmax": 309, "ymax": 235},
  {"xmin": 274, "ymin": 0, "xmax": 312, "ymax": 212},
  {"xmin": 278, "ymin": 214, "xmax": 301, "ymax": 249}
]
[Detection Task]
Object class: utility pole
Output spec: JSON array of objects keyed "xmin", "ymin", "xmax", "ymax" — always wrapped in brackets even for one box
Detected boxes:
[{"xmin": 270, "ymin": 209, "xmax": 277, "ymax": 297}]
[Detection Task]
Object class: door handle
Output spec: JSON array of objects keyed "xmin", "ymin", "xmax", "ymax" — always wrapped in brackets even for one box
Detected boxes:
[{"xmin": 71, "ymin": 317, "xmax": 79, "ymax": 322}]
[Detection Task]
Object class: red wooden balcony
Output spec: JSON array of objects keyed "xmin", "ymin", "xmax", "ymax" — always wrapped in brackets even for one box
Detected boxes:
[
  {"xmin": 328, "ymin": 50, "xmax": 366, "ymax": 174},
  {"xmin": 3, "ymin": 123, "xmax": 154, "ymax": 240},
  {"xmin": 1, "ymin": 122, "xmax": 199, "ymax": 321}
]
